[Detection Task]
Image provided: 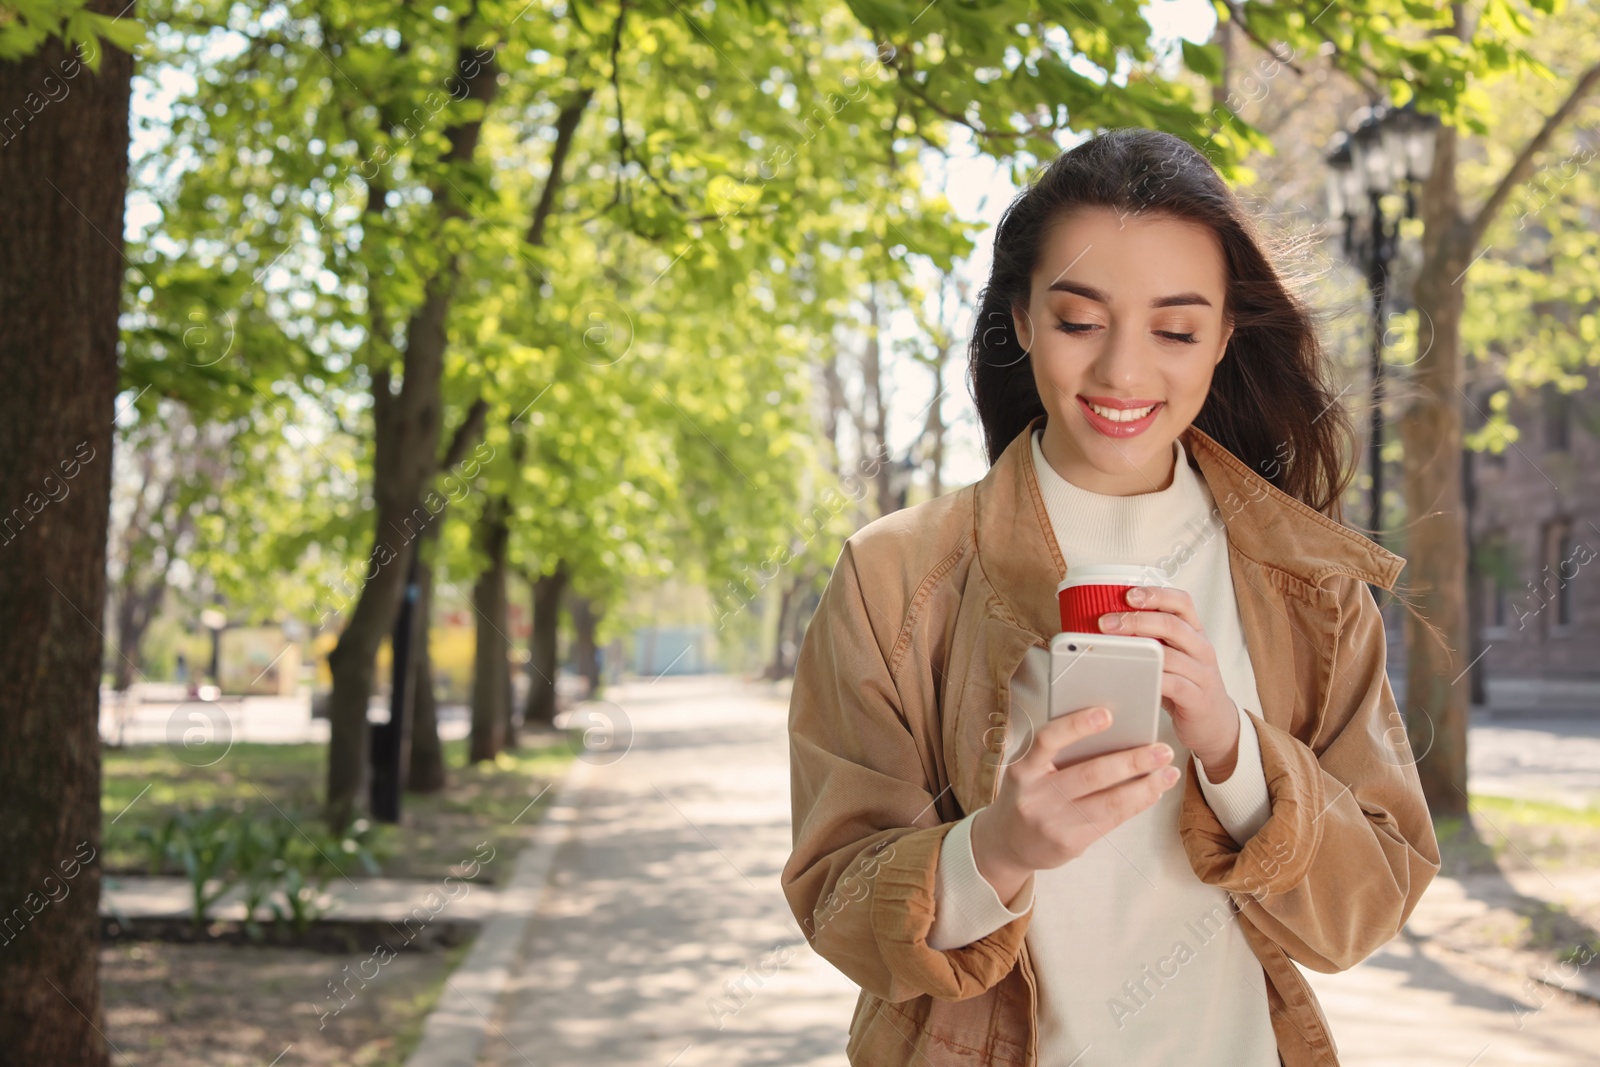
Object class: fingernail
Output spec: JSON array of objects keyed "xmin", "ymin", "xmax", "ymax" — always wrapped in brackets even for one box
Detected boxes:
[
  {"xmin": 1162, "ymin": 766, "xmax": 1180, "ymax": 784},
  {"xmin": 1126, "ymin": 587, "xmax": 1146, "ymax": 605},
  {"xmin": 1093, "ymin": 708, "xmax": 1110, "ymax": 726},
  {"xmin": 1101, "ymin": 613, "xmax": 1121, "ymax": 631}
]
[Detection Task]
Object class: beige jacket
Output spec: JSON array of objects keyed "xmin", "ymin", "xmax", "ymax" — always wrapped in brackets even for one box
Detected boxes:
[{"xmin": 780, "ymin": 414, "xmax": 1441, "ymax": 1066}]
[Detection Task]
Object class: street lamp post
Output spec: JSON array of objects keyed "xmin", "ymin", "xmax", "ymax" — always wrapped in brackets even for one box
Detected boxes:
[{"xmin": 1324, "ymin": 101, "xmax": 1439, "ymax": 548}]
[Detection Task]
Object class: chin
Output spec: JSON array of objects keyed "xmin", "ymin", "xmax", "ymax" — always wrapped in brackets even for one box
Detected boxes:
[{"xmin": 1070, "ymin": 418, "xmax": 1170, "ymax": 459}]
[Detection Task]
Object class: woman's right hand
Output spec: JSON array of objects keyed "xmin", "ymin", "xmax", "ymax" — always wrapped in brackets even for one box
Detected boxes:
[{"xmin": 969, "ymin": 706, "xmax": 1181, "ymax": 903}]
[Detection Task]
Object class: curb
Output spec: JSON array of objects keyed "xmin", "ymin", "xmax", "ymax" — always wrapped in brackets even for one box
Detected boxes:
[{"xmin": 404, "ymin": 755, "xmax": 592, "ymax": 1067}]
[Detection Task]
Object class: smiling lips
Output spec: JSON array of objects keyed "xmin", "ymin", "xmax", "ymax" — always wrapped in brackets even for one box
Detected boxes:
[{"xmin": 1077, "ymin": 394, "xmax": 1164, "ymax": 438}]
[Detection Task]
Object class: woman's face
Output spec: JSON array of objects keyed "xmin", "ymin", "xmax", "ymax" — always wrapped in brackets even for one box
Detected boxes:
[{"xmin": 1011, "ymin": 207, "xmax": 1233, "ymax": 496}]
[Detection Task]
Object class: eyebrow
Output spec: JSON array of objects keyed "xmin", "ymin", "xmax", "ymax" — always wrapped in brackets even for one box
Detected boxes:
[{"xmin": 1046, "ymin": 280, "xmax": 1213, "ymax": 309}]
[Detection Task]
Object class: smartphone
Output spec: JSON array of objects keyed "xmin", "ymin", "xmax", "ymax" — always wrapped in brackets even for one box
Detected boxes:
[{"xmin": 1047, "ymin": 632, "xmax": 1164, "ymax": 771}]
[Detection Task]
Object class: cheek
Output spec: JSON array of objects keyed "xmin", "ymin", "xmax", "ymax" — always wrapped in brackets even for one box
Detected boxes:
[
  {"xmin": 1029, "ymin": 346, "xmax": 1085, "ymax": 404},
  {"xmin": 1165, "ymin": 352, "xmax": 1223, "ymax": 411}
]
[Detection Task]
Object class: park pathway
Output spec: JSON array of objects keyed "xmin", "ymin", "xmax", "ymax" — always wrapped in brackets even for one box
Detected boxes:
[{"xmin": 480, "ymin": 675, "xmax": 1600, "ymax": 1067}]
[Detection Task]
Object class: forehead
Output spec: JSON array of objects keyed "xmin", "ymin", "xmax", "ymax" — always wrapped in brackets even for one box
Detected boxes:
[{"xmin": 1033, "ymin": 207, "xmax": 1228, "ymax": 300}]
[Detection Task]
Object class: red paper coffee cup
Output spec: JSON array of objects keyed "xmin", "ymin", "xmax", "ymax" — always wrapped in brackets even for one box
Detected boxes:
[{"xmin": 1057, "ymin": 564, "xmax": 1166, "ymax": 634}]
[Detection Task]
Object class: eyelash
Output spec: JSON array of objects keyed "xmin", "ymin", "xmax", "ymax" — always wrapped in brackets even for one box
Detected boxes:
[{"xmin": 1053, "ymin": 321, "xmax": 1199, "ymax": 345}]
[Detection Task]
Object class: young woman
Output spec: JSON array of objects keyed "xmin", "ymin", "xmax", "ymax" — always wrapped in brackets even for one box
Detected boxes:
[{"xmin": 781, "ymin": 128, "xmax": 1440, "ymax": 1067}]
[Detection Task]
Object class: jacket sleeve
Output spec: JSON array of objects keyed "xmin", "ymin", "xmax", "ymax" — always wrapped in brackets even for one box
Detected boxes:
[
  {"xmin": 1177, "ymin": 575, "xmax": 1442, "ymax": 972},
  {"xmin": 780, "ymin": 539, "xmax": 1032, "ymax": 1003}
]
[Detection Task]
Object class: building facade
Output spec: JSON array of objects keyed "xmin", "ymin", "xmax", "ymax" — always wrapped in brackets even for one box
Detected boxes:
[{"xmin": 1465, "ymin": 379, "xmax": 1599, "ymax": 707}]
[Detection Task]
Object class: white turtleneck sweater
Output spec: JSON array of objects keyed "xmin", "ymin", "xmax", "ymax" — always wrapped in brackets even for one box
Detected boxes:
[{"xmin": 927, "ymin": 428, "xmax": 1281, "ymax": 1066}]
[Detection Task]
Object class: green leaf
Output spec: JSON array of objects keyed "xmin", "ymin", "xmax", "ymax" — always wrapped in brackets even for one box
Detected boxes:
[
  {"xmin": 1181, "ymin": 39, "xmax": 1222, "ymax": 81},
  {"xmin": 843, "ymin": 0, "xmax": 911, "ymax": 33},
  {"xmin": 80, "ymin": 10, "xmax": 145, "ymax": 54}
]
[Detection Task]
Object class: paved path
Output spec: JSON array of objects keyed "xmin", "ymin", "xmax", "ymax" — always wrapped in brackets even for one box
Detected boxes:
[
  {"xmin": 478, "ymin": 676, "xmax": 1600, "ymax": 1067},
  {"xmin": 1469, "ymin": 716, "xmax": 1600, "ymax": 810},
  {"xmin": 1303, "ymin": 938, "xmax": 1600, "ymax": 1066},
  {"xmin": 98, "ymin": 692, "xmax": 473, "ymax": 746},
  {"xmin": 482, "ymin": 676, "xmax": 854, "ymax": 1067}
]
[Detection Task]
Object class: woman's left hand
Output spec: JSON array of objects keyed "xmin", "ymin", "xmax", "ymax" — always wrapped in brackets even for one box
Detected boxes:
[{"xmin": 1099, "ymin": 585, "xmax": 1240, "ymax": 780}]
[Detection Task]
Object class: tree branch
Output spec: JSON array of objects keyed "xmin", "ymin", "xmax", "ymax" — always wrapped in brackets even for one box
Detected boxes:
[
  {"xmin": 527, "ymin": 86, "xmax": 595, "ymax": 248},
  {"xmin": 608, "ymin": 2, "xmax": 629, "ymax": 222},
  {"xmin": 1468, "ymin": 60, "xmax": 1600, "ymax": 249},
  {"xmin": 440, "ymin": 397, "xmax": 490, "ymax": 470},
  {"xmin": 1221, "ymin": 4, "xmax": 1306, "ymax": 78},
  {"xmin": 884, "ymin": 50, "xmax": 1001, "ymax": 145},
  {"xmin": 1307, "ymin": 22, "xmax": 1384, "ymax": 97}
]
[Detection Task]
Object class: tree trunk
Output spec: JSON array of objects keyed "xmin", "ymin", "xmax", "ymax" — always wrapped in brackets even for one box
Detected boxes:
[
  {"xmin": 910, "ymin": 272, "xmax": 961, "ymax": 501},
  {"xmin": 110, "ymin": 574, "xmax": 164, "ymax": 693},
  {"xmin": 0, "ymin": 14, "xmax": 131, "ymax": 1064},
  {"xmin": 524, "ymin": 564, "xmax": 569, "ymax": 728},
  {"xmin": 325, "ymin": 508, "xmax": 418, "ymax": 822},
  {"xmin": 570, "ymin": 595, "xmax": 602, "ymax": 698},
  {"xmin": 111, "ymin": 593, "xmax": 142, "ymax": 694},
  {"xmin": 406, "ymin": 525, "xmax": 447, "ymax": 793},
  {"xmin": 1394, "ymin": 11, "xmax": 1600, "ymax": 820},
  {"xmin": 402, "ymin": 399, "xmax": 489, "ymax": 791},
  {"xmin": 1403, "ymin": 123, "xmax": 1471, "ymax": 820},
  {"xmin": 323, "ymin": 39, "xmax": 499, "ymax": 827},
  {"xmin": 788, "ymin": 585, "xmax": 817, "ymax": 671},
  {"xmin": 499, "ymin": 550, "xmax": 518, "ymax": 747},
  {"xmin": 469, "ymin": 501, "xmax": 510, "ymax": 763},
  {"xmin": 763, "ymin": 579, "xmax": 799, "ymax": 680},
  {"xmin": 108, "ymin": 431, "xmax": 203, "ymax": 696},
  {"xmin": 1462, "ymin": 445, "xmax": 1488, "ymax": 708},
  {"xmin": 858, "ymin": 288, "xmax": 897, "ymax": 517},
  {"xmin": 920, "ymin": 351, "xmax": 947, "ymax": 500}
]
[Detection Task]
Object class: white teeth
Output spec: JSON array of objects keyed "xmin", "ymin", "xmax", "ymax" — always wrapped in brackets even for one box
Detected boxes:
[{"xmin": 1086, "ymin": 400, "xmax": 1157, "ymax": 422}]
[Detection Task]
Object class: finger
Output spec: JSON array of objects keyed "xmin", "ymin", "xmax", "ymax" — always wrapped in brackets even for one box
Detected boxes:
[
  {"xmin": 1159, "ymin": 671, "xmax": 1206, "ymax": 715},
  {"xmin": 1100, "ymin": 606, "xmax": 1186, "ymax": 642},
  {"xmin": 1054, "ymin": 763, "xmax": 1181, "ymax": 836},
  {"xmin": 1051, "ymin": 740, "xmax": 1173, "ymax": 800},
  {"xmin": 1172, "ymin": 674, "xmax": 1206, "ymax": 710},
  {"xmin": 1156, "ymin": 646, "xmax": 1207, "ymax": 690},
  {"xmin": 1021, "ymin": 705, "xmax": 1110, "ymax": 776},
  {"xmin": 1127, "ymin": 584, "xmax": 1203, "ymax": 633},
  {"xmin": 1103, "ymin": 607, "xmax": 1207, "ymax": 661}
]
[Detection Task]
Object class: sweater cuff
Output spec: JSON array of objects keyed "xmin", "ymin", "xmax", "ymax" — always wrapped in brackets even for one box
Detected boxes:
[
  {"xmin": 1193, "ymin": 703, "xmax": 1273, "ymax": 845},
  {"xmin": 927, "ymin": 809, "xmax": 1035, "ymax": 951}
]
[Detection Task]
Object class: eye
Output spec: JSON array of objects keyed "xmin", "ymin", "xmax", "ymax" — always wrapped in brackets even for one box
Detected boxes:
[
  {"xmin": 1054, "ymin": 320, "xmax": 1099, "ymax": 335},
  {"xmin": 1156, "ymin": 331, "xmax": 1198, "ymax": 345}
]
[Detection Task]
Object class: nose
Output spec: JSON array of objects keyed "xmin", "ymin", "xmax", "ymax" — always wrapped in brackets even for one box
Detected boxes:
[{"xmin": 1090, "ymin": 323, "xmax": 1144, "ymax": 391}]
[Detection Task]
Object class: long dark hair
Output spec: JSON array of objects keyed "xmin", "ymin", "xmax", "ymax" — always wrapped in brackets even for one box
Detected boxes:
[{"xmin": 967, "ymin": 128, "xmax": 1355, "ymax": 519}]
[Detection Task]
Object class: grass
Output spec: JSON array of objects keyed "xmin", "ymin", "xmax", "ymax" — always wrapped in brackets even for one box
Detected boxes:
[
  {"xmin": 1429, "ymin": 794, "xmax": 1600, "ymax": 878},
  {"xmin": 1468, "ymin": 794, "xmax": 1600, "ymax": 828},
  {"xmin": 104, "ymin": 736, "xmax": 577, "ymax": 884},
  {"xmin": 1461, "ymin": 794, "xmax": 1600, "ymax": 873},
  {"xmin": 100, "ymin": 738, "xmax": 559, "ymax": 1063},
  {"xmin": 1426, "ymin": 797, "xmax": 1600, "ymax": 965}
]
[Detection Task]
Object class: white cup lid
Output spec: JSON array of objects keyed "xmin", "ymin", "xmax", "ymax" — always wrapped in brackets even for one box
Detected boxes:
[{"xmin": 1057, "ymin": 564, "xmax": 1171, "ymax": 591}]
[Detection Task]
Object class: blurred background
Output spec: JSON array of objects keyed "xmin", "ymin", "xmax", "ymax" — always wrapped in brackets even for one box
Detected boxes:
[{"xmin": 4, "ymin": 0, "xmax": 1600, "ymax": 1063}]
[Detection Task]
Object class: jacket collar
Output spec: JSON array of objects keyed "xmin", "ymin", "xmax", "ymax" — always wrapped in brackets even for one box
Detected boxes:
[{"xmin": 973, "ymin": 414, "xmax": 1406, "ymax": 642}]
